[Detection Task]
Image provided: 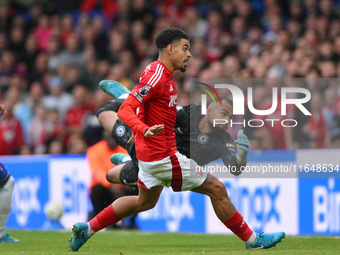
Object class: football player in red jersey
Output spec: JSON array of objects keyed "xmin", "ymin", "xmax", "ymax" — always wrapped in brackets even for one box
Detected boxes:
[
  {"xmin": 95, "ymin": 95, "xmax": 245, "ymax": 187},
  {"xmin": 69, "ymin": 28, "xmax": 285, "ymax": 251}
]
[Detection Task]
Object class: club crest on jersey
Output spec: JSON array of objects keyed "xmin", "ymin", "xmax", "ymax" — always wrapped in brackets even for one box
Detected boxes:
[
  {"xmin": 198, "ymin": 134, "xmax": 209, "ymax": 144},
  {"xmin": 139, "ymin": 85, "xmax": 151, "ymax": 96},
  {"xmin": 145, "ymin": 64, "xmax": 151, "ymax": 73}
]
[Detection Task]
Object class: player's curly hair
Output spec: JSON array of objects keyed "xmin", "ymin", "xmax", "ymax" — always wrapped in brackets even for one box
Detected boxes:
[{"xmin": 155, "ymin": 27, "xmax": 189, "ymax": 50}]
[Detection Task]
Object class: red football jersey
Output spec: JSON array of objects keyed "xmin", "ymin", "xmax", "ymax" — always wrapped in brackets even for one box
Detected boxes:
[
  {"xmin": 0, "ymin": 116, "xmax": 24, "ymax": 155},
  {"xmin": 118, "ymin": 60, "xmax": 178, "ymax": 162}
]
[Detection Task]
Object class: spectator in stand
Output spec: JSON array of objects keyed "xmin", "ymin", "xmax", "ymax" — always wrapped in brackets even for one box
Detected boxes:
[
  {"xmin": 59, "ymin": 33, "xmax": 84, "ymax": 67},
  {"xmin": 6, "ymin": 86, "xmax": 32, "ymax": 143},
  {"xmin": 46, "ymin": 108, "xmax": 64, "ymax": 142},
  {"xmin": 0, "ymin": 50, "xmax": 27, "ymax": 93},
  {"xmin": 67, "ymin": 134, "xmax": 88, "ymax": 154},
  {"xmin": 25, "ymin": 3, "xmax": 44, "ymax": 32},
  {"xmin": 130, "ymin": 0, "xmax": 155, "ymax": 36},
  {"xmin": 31, "ymin": 52, "xmax": 50, "ymax": 83},
  {"xmin": 323, "ymin": 85, "xmax": 339, "ymax": 138},
  {"xmin": 8, "ymin": 25, "xmax": 25, "ymax": 62},
  {"xmin": 25, "ymin": 81, "xmax": 45, "ymax": 112},
  {"xmin": 106, "ymin": 63, "xmax": 134, "ymax": 91},
  {"xmin": 63, "ymin": 84, "xmax": 95, "ymax": 143},
  {"xmin": 252, "ymin": 81, "xmax": 296, "ymax": 150},
  {"xmin": 82, "ymin": 58, "xmax": 101, "ymax": 92},
  {"xmin": 107, "ymin": 28, "xmax": 127, "ymax": 64},
  {"xmin": 22, "ymin": 34, "xmax": 39, "ymax": 84},
  {"xmin": 46, "ymin": 36, "xmax": 63, "ymax": 72},
  {"xmin": 60, "ymin": 13, "xmax": 74, "ymax": 46},
  {"xmin": 0, "ymin": 93, "xmax": 24, "ymax": 155},
  {"xmin": 83, "ymin": 89, "xmax": 113, "ymax": 146},
  {"xmin": 181, "ymin": 7, "xmax": 207, "ymax": 40},
  {"xmin": 63, "ymin": 64, "xmax": 82, "ymax": 92},
  {"xmin": 96, "ymin": 59, "xmax": 110, "ymax": 80},
  {"xmin": 249, "ymin": 127, "xmax": 274, "ymax": 151},
  {"xmin": 113, "ymin": 0, "xmax": 132, "ymax": 26},
  {"xmin": 0, "ymin": 2, "xmax": 13, "ymax": 34},
  {"xmin": 91, "ymin": 15, "xmax": 109, "ymax": 59},
  {"xmin": 17, "ymin": 144, "xmax": 33, "ymax": 155},
  {"xmin": 306, "ymin": 91, "xmax": 330, "ymax": 148},
  {"xmin": 47, "ymin": 139, "xmax": 65, "ymax": 155},
  {"xmin": 0, "ymin": 32, "xmax": 8, "ymax": 54},
  {"xmin": 79, "ymin": 24, "xmax": 97, "ymax": 50},
  {"xmin": 29, "ymin": 103, "xmax": 49, "ymax": 154},
  {"xmin": 42, "ymin": 76, "xmax": 74, "ymax": 121},
  {"xmin": 80, "ymin": 0, "xmax": 118, "ymax": 20},
  {"xmin": 34, "ymin": 15, "xmax": 52, "ymax": 52}
]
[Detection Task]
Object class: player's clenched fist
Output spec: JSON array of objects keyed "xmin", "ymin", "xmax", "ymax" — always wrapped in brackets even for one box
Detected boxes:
[{"xmin": 144, "ymin": 124, "xmax": 164, "ymax": 138}]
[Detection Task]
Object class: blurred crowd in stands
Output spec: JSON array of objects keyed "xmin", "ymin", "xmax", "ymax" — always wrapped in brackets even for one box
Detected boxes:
[{"xmin": 1, "ymin": 0, "xmax": 340, "ymax": 155}]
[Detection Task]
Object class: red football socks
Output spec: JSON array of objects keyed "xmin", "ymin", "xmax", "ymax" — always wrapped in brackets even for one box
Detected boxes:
[
  {"xmin": 223, "ymin": 211, "xmax": 253, "ymax": 241},
  {"xmin": 89, "ymin": 205, "xmax": 121, "ymax": 232}
]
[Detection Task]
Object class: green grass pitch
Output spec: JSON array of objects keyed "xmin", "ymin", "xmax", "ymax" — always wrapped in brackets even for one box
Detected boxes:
[{"xmin": 2, "ymin": 230, "xmax": 340, "ymax": 254}]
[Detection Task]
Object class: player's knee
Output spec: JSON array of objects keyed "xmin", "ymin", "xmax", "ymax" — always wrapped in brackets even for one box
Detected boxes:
[
  {"xmin": 106, "ymin": 172, "xmax": 113, "ymax": 183},
  {"xmin": 106, "ymin": 170, "xmax": 119, "ymax": 184},
  {"xmin": 96, "ymin": 100, "xmax": 121, "ymax": 118},
  {"xmin": 97, "ymin": 111, "xmax": 105, "ymax": 123}
]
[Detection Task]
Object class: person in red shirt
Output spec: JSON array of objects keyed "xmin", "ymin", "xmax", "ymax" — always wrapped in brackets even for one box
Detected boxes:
[
  {"xmin": 0, "ymin": 97, "xmax": 24, "ymax": 155},
  {"xmin": 69, "ymin": 28, "xmax": 285, "ymax": 251},
  {"xmin": 63, "ymin": 84, "xmax": 95, "ymax": 144},
  {"xmin": 80, "ymin": 0, "xmax": 118, "ymax": 19}
]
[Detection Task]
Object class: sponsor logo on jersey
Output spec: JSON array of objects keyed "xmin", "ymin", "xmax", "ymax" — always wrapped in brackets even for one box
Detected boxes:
[
  {"xmin": 133, "ymin": 92, "xmax": 144, "ymax": 103},
  {"xmin": 116, "ymin": 125, "xmax": 126, "ymax": 137},
  {"xmin": 226, "ymin": 143, "xmax": 235, "ymax": 152},
  {"xmin": 139, "ymin": 85, "xmax": 151, "ymax": 96},
  {"xmin": 169, "ymin": 94, "xmax": 177, "ymax": 107}
]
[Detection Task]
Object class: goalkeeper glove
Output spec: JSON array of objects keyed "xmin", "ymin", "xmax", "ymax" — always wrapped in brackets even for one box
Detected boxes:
[{"xmin": 235, "ymin": 130, "xmax": 250, "ymax": 164}]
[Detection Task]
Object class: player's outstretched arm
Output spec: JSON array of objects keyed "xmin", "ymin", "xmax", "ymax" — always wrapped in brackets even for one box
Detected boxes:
[
  {"xmin": 118, "ymin": 96, "xmax": 150, "ymax": 135},
  {"xmin": 235, "ymin": 130, "xmax": 250, "ymax": 165}
]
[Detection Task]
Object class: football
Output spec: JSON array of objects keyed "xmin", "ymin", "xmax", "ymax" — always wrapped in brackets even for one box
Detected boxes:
[{"xmin": 44, "ymin": 202, "xmax": 64, "ymax": 221}]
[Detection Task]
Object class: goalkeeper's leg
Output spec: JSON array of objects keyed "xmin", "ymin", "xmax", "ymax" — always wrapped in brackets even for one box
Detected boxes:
[
  {"xmin": 107, "ymin": 161, "xmax": 138, "ymax": 186},
  {"xmin": 96, "ymin": 99, "xmax": 124, "ymax": 135},
  {"xmin": 99, "ymin": 80, "xmax": 130, "ymax": 99}
]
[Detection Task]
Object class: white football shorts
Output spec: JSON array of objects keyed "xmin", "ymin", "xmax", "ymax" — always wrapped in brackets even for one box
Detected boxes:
[{"xmin": 138, "ymin": 151, "xmax": 207, "ymax": 191}]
